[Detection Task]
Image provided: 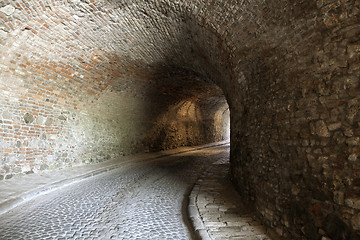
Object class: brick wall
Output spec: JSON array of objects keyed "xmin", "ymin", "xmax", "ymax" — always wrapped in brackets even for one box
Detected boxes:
[
  {"xmin": 0, "ymin": 0, "xmax": 229, "ymax": 180},
  {"xmin": 0, "ymin": 0, "xmax": 359, "ymax": 239}
]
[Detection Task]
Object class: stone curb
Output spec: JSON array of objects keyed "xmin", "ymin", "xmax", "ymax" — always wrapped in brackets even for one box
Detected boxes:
[
  {"xmin": 0, "ymin": 141, "xmax": 230, "ymax": 216},
  {"xmin": 188, "ymin": 181, "xmax": 212, "ymax": 240},
  {"xmin": 186, "ymin": 154, "xmax": 282, "ymax": 240}
]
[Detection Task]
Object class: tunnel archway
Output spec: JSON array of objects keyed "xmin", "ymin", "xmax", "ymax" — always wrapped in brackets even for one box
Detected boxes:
[
  {"xmin": 0, "ymin": 0, "xmax": 234, "ymax": 170},
  {"xmin": 1, "ymin": 1, "xmax": 359, "ymax": 239}
]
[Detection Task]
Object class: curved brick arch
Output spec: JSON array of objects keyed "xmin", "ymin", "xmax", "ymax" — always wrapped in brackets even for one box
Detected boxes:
[
  {"xmin": 1, "ymin": 0, "xmax": 360, "ymax": 239},
  {"xmin": 0, "ymin": 0, "xmax": 231, "ymax": 177}
]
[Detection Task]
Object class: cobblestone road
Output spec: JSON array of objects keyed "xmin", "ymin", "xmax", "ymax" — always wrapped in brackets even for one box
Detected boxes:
[{"xmin": 0, "ymin": 146, "xmax": 228, "ymax": 240}]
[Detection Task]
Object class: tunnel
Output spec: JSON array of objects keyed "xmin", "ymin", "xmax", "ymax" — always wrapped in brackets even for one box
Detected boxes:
[{"xmin": 0, "ymin": 0, "xmax": 360, "ymax": 239}]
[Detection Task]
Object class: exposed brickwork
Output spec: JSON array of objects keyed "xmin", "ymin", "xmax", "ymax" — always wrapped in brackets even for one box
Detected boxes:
[
  {"xmin": 0, "ymin": 0, "xmax": 229, "ymax": 179},
  {"xmin": 0, "ymin": 0, "xmax": 359, "ymax": 239}
]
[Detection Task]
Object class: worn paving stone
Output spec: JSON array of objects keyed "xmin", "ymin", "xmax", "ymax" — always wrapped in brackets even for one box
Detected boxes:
[
  {"xmin": 194, "ymin": 157, "xmax": 281, "ymax": 240},
  {"xmin": 0, "ymin": 145, "xmax": 230, "ymax": 239}
]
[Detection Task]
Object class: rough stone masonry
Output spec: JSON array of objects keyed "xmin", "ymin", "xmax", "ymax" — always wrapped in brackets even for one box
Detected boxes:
[{"xmin": 0, "ymin": 0, "xmax": 359, "ymax": 239}]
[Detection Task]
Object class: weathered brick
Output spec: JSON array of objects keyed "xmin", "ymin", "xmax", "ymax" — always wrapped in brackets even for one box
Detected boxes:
[{"xmin": 0, "ymin": 0, "xmax": 359, "ymax": 238}]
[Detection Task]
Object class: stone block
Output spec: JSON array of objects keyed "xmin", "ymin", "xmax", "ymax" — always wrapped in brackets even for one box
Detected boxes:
[
  {"xmin": 334, "ymin": 191, "xmax": 344, "ymax": 205},
  {"xmin": 2, "ymin": 111, "xmax": 13, "ymax": 120},
  {"xmin": 204, "ymin": 221, "xmax": 227, "ymax": 228},
  {"xmin": 345, "ymin": 198, "xmax": 360, "ymax": 210},
  {"xmin": 348, "ymin": 154, "xmax": 359, "ymax": 162},
  {"xmin": 36, "ymin": 116, "xmax": 46, "ymax": 125},
  {"xmin": 328, "ymin": 122, "xmax": 341, "ymax": 131},
  {"xmin": 45, "ymin": 117, "xmax": 53, "ymax": 126},
  {"xmin": 23, "ymin": 113, "xmax": 34, "ymax": 124},
  {"xmin": 0, "ymin": 5, "xmax": 15, "ymax": 16},
  {"xmin": 351, "ymin": 213, "xmax": 360, "ymax": 230},
  {"xmin": 311, "ymin": 120, "xmax": 331, "ymax": 137}
]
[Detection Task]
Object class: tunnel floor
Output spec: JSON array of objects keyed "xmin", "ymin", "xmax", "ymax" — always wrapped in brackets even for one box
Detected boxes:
[{"xmin": 0, "ymin": 143, "xmax": 272, "ymax": 240}]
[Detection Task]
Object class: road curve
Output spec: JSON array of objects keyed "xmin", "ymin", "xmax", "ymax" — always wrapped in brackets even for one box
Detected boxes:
[{"xmin": 0, "ymin": 145, "xmax": 229, "ymax": 240}]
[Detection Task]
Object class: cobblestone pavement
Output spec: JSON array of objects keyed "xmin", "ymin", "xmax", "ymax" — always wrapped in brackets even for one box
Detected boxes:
[
  {"xmin": 0, "ymin": 144, "xmax": 228, "ymax": 240},
  {"xmin": 189, "ymin": 157, "xmax": 281, "ymax": 240}
]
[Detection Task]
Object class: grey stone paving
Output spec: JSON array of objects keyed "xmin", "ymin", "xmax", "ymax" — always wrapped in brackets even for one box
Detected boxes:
[
  {"xmin": 189, "ymin": 156, "xmax": 281, "ymax": 240},
  {"xmin": 0, "ymin": 145, "xmax": 229, "ymax": 240}
]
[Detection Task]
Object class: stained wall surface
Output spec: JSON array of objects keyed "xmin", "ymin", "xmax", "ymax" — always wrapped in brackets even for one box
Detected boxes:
[
  {"xmin": 0, "ymin": 0, "xmax": 359, "ymax": 239},
  {"xmin": 0, "ymin": 0, "xmax": 230, "ymax": 177}
]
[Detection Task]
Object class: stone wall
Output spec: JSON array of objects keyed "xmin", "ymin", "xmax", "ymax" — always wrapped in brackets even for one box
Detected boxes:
[
  {"xmin": 0, "ymin": 0, "xmax": 359, "ymax": 239},
  {"xmin": 145, "ymin": 97, "xmax": 230, "ymax": 151},
  {"xmin": 0, "ymin": 0, "xmax": 230, "ymax": 179},
  {"xmin": 226, "ymin": 1, "xmax": 360, "ymax": 239},
  {"xmin": 0, "ymin": 61, "xmax": 229, "ymax": 179}
]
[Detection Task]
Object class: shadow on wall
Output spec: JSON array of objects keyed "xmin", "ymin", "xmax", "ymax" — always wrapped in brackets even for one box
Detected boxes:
[
  {"xmin": 142, "ymin": 97, "xmax": 230, "ymax": 152},
  {"xmin": 0, "ymin": 0, "xmax": 232, "ymax": 179},
  {"xmin": 133, "ymin": 63, "xmax": 231, "ymax": 152},
  {"xmin": 79, "ymin": 63, "xmax": 231, "ymax": 157}
]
